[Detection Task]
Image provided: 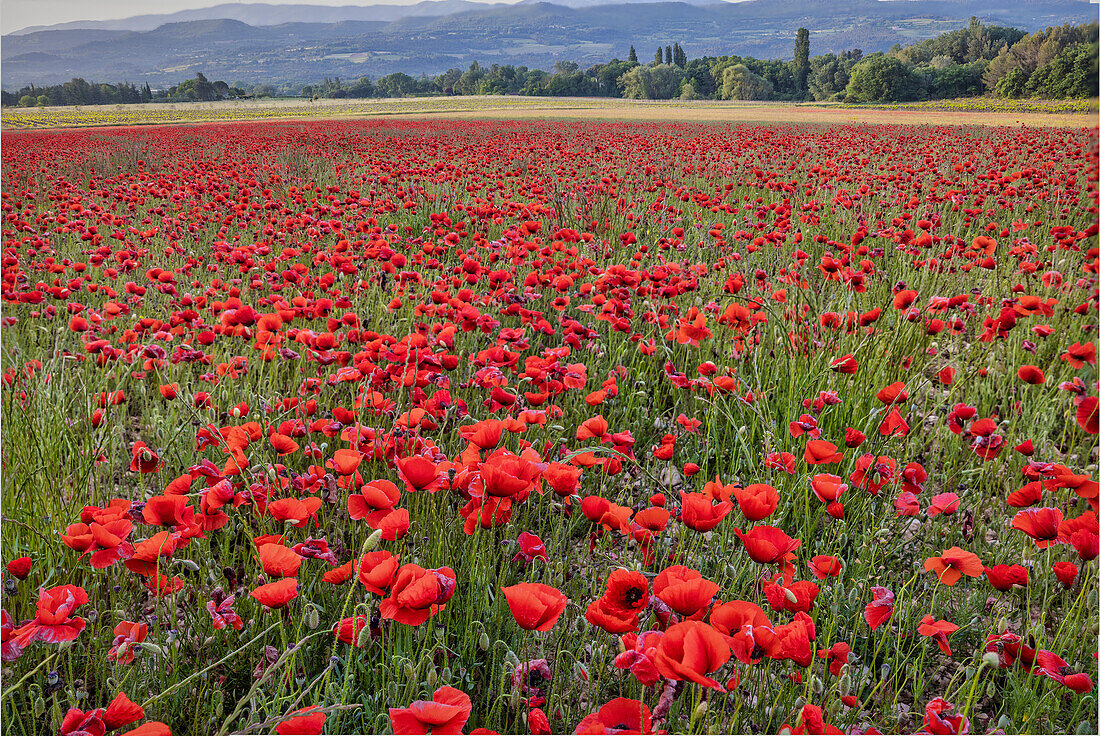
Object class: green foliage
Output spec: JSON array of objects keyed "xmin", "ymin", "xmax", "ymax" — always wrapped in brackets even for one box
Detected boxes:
[
  {"xmin": 845, "ymin": 54, "xmax": 921, "ymax": 102},
  {"xmin": 721, "ymin": 64, "xmax": 773, "ymax": 100},
  {"xmin": 792, "ymin": 27, "xmax": 810, "ymax": 99},
  {"xmin": 619, "ymin": 63, "xmax": 684, "ymax": 99}
]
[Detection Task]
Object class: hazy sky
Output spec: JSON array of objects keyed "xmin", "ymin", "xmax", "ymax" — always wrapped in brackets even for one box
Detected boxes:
[{"xmin": 0, "ymin": 0, "xmax": 524, "ymax": 31}]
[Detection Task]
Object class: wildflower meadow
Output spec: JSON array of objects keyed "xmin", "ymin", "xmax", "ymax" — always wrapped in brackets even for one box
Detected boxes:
[{"xmin": 0, "ymin": 119, "xmax": 1097, "ymax": 735}]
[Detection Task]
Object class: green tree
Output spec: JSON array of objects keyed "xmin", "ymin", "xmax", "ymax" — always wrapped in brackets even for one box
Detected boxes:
[
  {"xmin": 995, "ymin": 67, "xmax": 1029, "ymax": 98},
  {"xmin": 628, "ymin": 46, "xmax": 638, "ymax": 64},
  {"xmin": 620, "ymin": 63, "xmax": 684, "ymax": 99},
  {"xmin": 18, "ymin": 95, "xmax": 35, "ymax": 107},
  {"xmin": 844, "ymin": 55, "xmax": 920, "ymax": 102},
  {"xmin": 721, "ymin": 64, "xmax": 773, "ymax": 100},
  {"xmin": 673, "ymin": 43, "xmax": 686, "ymax": 68},
  {"xmin": 792, "ymin": 27, "xmax": 810, "ymax": 98}
]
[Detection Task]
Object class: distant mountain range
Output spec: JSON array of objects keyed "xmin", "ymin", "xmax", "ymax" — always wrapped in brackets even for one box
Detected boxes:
[{"xmin": 2, "ymin": 0, "xmax": 1096, "ymax": 90}]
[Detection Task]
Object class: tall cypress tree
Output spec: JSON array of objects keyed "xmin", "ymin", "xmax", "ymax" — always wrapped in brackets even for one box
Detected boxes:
[
  {"xmin": 793, "ymin": 27, "xmax": 810, "ymax": 99},
  {"xmin": 654, "ymin": 48, "xmax": 663, "ymax": 65},
  {"xmin": 629, "ymin": 45, "xmax": 638, "ymax": 64},
  {"xmin": 673, "ymin": 42, "xmax": 686, "ymax": 67},
  {"xmin": 665, "ymin": 45, "xmax": 673, "ymax": 65}
]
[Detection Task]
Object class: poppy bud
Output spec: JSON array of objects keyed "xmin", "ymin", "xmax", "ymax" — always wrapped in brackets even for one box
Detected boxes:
[
  {"xmin": 363, "ymin": 528, "xmax": 383, "ymax": 552},
  {"xmin": 838, "ymin": 673, "xmax": 851, "ymax": 696},
  {"xmin": 691, "ymin": 700, "xmax": 708, "ymax": 724},
  {"xmin": 403, "ymin": 661, "xmax": 415, "ymax": 679},
  {"xmin": 305, "ymin": 608, "xmax": 319, "ymax": 630},
  {"xmin": 478, "ymin": 633, "xmax": 489, "ymax": 651}
]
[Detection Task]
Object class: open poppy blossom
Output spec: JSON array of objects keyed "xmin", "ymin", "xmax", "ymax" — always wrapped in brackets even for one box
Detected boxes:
[
  {"xmin": 924, "ymin": 547, "xmax": 983, "ymax": 586},
  {"xmin": 501, "ymin": 582, "xmax": 567, "ymax": 631}
]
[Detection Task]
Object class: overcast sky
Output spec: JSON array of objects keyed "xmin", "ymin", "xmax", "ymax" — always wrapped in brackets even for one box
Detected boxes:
[{"xmin": 0, "ymin": 0, "xmax": 526, "ymax": 31}]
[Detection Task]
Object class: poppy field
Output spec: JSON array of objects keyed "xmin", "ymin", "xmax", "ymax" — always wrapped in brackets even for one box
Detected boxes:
[{"xmin": 0, "ymin": 119, "xmax": 1097, "ymax": 736}]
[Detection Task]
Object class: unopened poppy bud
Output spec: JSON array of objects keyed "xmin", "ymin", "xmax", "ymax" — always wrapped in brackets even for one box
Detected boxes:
[
  {"xmin": 478, "ymin": 632, "xmax": 490, "ymax": 651},
  {"xmin": 363, "ymin": 528, "xmax": 383, "ymax": 552},
  {"xmin": 783, "ymin": 587, "xmax": 799, "ymax": 604},
  {"xmin": 403, "ymin": 660, "xmax": 415, "ymax": 679},
  {"xmin": 1077, "ymin": 720, "xmax": 1093, "ymax": 734},
  {"xmin": 509, "ymin": 690, "xmax": 521, "ymax": 709},
  {"xmin": 811, "ymin": 676, "xmax": 824, "ymax": 695},
  {"xmin": 691, "ymin": 700, "xmax": 707, "ymax": 724},
  {"xmin": 573, "ymin": 662, "xmax": 589, "ymax": 681},
  {"xmin": 879, "ymin": 663, "xmax": 890, "ymax": 679},
  {"xmin": 142, "ymin": 642, "xmax": 164, "ymax": 656},
  {"xmin": 998, "ymin": 717, "xmax": 1013, "ymax": 731},
  {"xmin": 986, "ymin": 680, "xmax": 997, "ymax": 698},
  {"xmin": 176, "ymin": 558, "xmax": 200, "ymax": 572},
  {"xmin": 426, "ymin": 666, "xmax": 437, "ymax": 690},
  {"xmin": 838, "ymin": 673, "xmax": 851, "ymax": 697},
  {"xmin": 33, "ymin": 697, "xmax": 45, "ymax": 718},
  {"xmin": 981, "ymin": 651, "xmax": 1001, "ymax": 669},
  {"xmin": 305, "ymin": 607, "xmax": 319, "ymax": 630}
]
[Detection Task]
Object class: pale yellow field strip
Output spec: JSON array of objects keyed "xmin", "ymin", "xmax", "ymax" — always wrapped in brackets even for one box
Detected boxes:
[{"xmin": 2, "ymin": 95, "xmax": 1096, "ymax": 131}]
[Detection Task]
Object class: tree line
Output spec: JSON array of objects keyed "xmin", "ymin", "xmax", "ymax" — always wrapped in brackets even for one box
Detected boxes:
[
  {"xmin": 306, "ymin": 20, "xmax": 1097, "ymax": 103},
  {"xmin": 3, "ymin": 20, "xmax": 1095, "ymax": 107},
  {"xmin": 0, "ymin": 73, "xmax": 249, "ymax": 108}
]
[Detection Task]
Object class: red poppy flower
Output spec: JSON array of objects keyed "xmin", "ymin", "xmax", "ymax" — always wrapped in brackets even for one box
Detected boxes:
[
  {"xmin": 923, "ymin": 547, "xmax": 983, "ymax": 586},
  {"xmin": 735, "ymin": 526, "xmax": 801, "ymax": 564},
  {"xmin": 257, "ymin": 544, "xmax": 301, "ymax": 578},
  {"xmin": 575, "ymin": 698, "xmax": 655, "ymax": 735},
  {"xmin": 389, "ymin": 686, "xmax": 472, "ymax": 735},
  {"xmin": 502, "ymin": 582, "xmax": 567, "ymax": 631},
  {"xmin": 380, "ymin": 564, "xmax": 455, "ymax": 625},
  {"xmin": 804, "ymin": 440, "xmax": 843, "ymax": 465},
  {"xmin": 654, "ymin": 621, "xmax": 731, "ymax": 690},
  {"xmin": 129, "ymin": 441, "xmax": 163, "ymax": 473},
  {"xmin": 985, "ymin": 564, "xmax": 1028, "ymax": 591},
  {"xmin": 864, "ymin": 586, "xmax": 894, "ymax": 631},
  {"xmin": 680, "ymin": 491, "xmax": 733, "ymax": 531},
  {"xmin": 276, "ymin": 707, "xmax": 326, "ymax": 735},
  {"xmin": 12, "ymin": 585, "xmax": 88, "ymax": 646},
  {"xmin": 918, "ymin": 615, "xmax": 958, "ymax": 655},
  {"xmin": 733, "ymin": 484, "xmax": 778, "ymax": 521},
  {"xmin": 251, "ymin": 578, "xmax": 298, "ymax": 609}
]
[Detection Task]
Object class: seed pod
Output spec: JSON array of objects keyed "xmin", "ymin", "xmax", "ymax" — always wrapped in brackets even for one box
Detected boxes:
[{"xmin": 985, "ymin": 680, "xmax": 996, "ymax": 698}]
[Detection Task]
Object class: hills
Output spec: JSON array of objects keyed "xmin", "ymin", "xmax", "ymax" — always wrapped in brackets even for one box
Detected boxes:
[{"xmin": 3, "ymin": 0, "xmax": 1096, "ymax": 90}]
